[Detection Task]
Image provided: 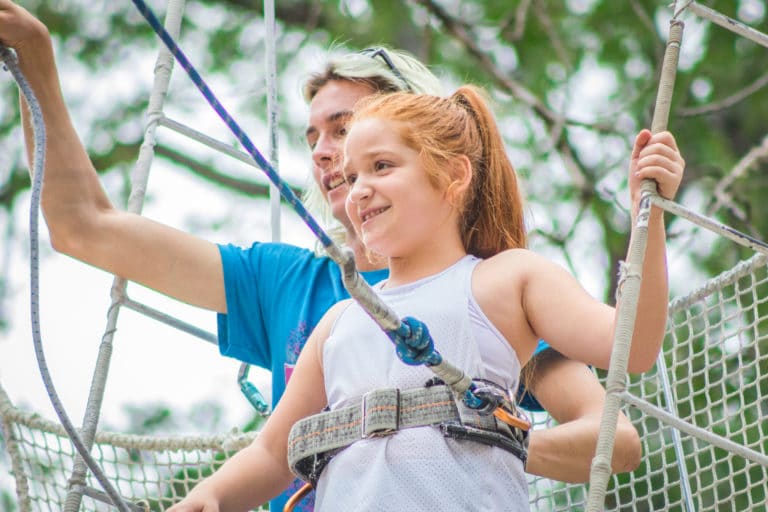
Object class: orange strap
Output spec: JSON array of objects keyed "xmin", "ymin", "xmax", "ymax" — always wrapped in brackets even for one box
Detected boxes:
[
  {"xmin": 493, "ymin": 407, "xmax": 531, "ymax": 431},
  {"xmin": 283, "ymin": 482, "xmax": 313, "ymax": 512}
]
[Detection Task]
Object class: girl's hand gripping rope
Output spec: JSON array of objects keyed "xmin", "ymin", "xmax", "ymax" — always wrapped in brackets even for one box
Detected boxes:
[{"xmin": 629, "ymin": 129, "xmax": 685, "ymax": 205}]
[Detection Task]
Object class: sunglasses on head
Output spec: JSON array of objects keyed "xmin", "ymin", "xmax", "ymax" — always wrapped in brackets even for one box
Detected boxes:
[{"xmin": 359, "ymin": 47, "xmax": 414, "ymax": 93}]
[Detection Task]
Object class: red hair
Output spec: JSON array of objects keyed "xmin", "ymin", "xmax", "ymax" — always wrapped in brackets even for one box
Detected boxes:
[{"xmin": 351, "ymin": 86, "xmax": 526, "ymax": 258}]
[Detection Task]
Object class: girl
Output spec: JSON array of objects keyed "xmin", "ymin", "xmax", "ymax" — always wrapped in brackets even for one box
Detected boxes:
[{"xmin": 169, "ymin": 85, "xmax": 684, "ymax": 511}]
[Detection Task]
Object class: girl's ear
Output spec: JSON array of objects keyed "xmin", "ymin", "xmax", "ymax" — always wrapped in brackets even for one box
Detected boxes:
[{"xmin": 445, "ymin": 155, "xmax": 473, "ymax": 205}]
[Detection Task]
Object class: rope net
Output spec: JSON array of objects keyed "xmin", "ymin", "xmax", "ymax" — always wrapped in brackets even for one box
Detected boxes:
[
  {"xmin": 1, "ymin": 385, "xmax": 259, "ymax": 511},
  {"xmin": 2, "ymin": 252, "xmax": 767, "ymax": 511},
  {"xmin": 529, "ymin": 253, "xmax": 768, "ymax": 511}
]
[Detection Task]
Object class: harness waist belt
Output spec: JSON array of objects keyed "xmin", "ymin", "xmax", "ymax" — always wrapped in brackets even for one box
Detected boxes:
[{"xmin": 287, "ymin": 384, "xmax": 528, "ymax": 485}]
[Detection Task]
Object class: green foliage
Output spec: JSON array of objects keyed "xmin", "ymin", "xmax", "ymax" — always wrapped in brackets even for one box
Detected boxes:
[{"xmin": 0, "ymin": 489, "xmax": 17, "ymax": 512}]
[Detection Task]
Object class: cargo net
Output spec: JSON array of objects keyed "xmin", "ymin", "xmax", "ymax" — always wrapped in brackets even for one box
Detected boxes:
[
  {"xmin": 0, "ymin": 391, "xmax": 260, "ymax": 512},
  {"xmin": 528, "ymin": 253, "xmax": 768, "ymax": 511},
  {"xmin": 3, "ymin": 254, "xmax": 766, "ymax": 511}
]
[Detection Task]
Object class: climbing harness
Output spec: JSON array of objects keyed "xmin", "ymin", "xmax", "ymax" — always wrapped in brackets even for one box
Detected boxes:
[{"xmin": 287, "ymin": 381, "xmax": 529, "ymax": 487}]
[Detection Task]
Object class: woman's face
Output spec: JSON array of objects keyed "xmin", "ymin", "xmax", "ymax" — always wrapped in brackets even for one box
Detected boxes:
[{"xmin": 306, "ymin": 80, "xmax": 376, "ymax": 229}]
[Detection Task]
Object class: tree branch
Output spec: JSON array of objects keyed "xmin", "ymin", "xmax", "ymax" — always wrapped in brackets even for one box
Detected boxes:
[
  {"xmin": 677, "ymin": 70, "xmax": 768, "ymax": 117},
  {"xmin": 154, "ymin": 145, "xmax": 305, "ymax": 200},
  {"xmin": 412, "ymin": 0, "xmax": 557, "ymax": 122},
  {"xmin": 707, "ymin": 131, "xmax": 768, "ymax": 217}
]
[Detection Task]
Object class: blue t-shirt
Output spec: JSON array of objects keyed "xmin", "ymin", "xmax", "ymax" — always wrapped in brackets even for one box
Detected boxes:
[
  {"xmin": 217, "ymin": 242, "xmax": 548, "ymax": 510},
  {"xmin": 218, "ymin": 242, "xmax": 387, "ymax": 511}
]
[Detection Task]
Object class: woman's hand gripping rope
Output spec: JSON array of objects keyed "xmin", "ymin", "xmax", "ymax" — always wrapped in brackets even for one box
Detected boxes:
[{"xmin": 388, "ymin": 317, "xmax": 531, "ymax": 432}]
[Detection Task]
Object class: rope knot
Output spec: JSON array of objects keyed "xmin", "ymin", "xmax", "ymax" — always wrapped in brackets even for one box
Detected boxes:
[{"xmin": 389, "ymin": 317, "xmax": 439, "ymax": 366}]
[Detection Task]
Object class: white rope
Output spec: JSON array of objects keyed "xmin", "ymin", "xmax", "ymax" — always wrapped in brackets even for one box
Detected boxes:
[
  {"xmin": 160, "ymin": 115, "xmax": 267, "ymax": 168},
  {"xmin": 654, "ymin": 195, "xmax": 768, "ymax": 255},
  {"xmin": 621, "ymin": 392, "xmax": 768, "ymax": 466},
  {"xmin": 669, "ymin": 253, "xmax": 767, "ymax": 313},
  {"xmin": 264, "ymin": 0, "xmax": 281, "ymax": 242},
  {"xmin": 120, "ymin": 296, "xmax": 218, "ymax": 345},
  {"xmin": 0, "ymin": 385, "xmax": 33, "ymax": 512},
  {"xmin": 586, "ymin": 16, "xmax": 684, "ymax": 511}
]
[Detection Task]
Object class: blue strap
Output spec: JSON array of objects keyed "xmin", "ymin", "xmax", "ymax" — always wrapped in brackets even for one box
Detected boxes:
[{"xmin": 515, "ymin": 341, "xmax": 552, "ymax": 412}]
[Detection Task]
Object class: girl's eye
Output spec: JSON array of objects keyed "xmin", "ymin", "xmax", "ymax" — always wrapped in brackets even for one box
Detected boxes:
[
  {"xmin": 374, "ymin": 161, "xmax": 391, "ymax": 171},
  {"xmin": 345, "ymin": 174, "xmax": 357, "ymax": 185}
]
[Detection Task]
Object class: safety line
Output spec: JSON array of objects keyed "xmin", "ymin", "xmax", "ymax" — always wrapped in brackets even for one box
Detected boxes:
[{"xmin": 0, "ymin": 44, "xmax": 134, "ymax": 512}]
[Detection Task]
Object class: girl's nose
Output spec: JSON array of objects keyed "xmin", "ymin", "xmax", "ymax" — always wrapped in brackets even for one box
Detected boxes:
[{"xmin": 348, "ymin": 176, "xmax": 371, "ymax": 204}]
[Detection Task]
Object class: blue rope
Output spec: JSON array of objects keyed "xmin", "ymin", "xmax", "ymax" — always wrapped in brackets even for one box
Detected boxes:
[
  {"xmin": 0, "ymin": 45, "xmax": 133, "ymax": 512},
  {"xmin": 130, "ymin": 0, "xmax": 332, "ymax": 248},
  {"xmin": 129, "ymin": 0, "xmax": 494, "ymax": 414}
]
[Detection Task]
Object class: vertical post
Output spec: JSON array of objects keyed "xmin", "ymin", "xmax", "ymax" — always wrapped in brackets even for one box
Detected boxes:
[
  {"xmin": 585, "ymin": 19, "xmax": 684, "ymax": 512},
  {"xmin": 62, "ymin": 1, "xmax": 187, "ymax": 510},
  {"xmin": 264, "ymin": 0, "xmax": 281, "ymax": 241}
]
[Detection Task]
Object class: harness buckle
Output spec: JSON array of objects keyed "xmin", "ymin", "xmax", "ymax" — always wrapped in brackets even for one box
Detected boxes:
[
  {"xmin": 361, "ymin": 388, "xmax": 400, "ymax": 438},
  {"xmin": 470, "ymin": 379, "xmax": 531, "ymax": 431}
]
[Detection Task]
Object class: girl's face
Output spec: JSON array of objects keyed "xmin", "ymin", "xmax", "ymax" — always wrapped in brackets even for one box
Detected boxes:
[
  {"xmin": 343, "ymin": 117, "xmax": 456, "ymax": 258},
  {"xmin": 306, "ymin": 80, "xmax": 377, "ymax": 228}
]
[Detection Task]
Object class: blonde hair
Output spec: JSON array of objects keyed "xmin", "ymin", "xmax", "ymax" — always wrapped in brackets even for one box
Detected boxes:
[
  {"xmin": 303, "ymin": 47, "xmax": 443, "ymax": 101},
  {"xmin": 350, "ymin": 86, "xmax": 527, "ymax": 258}
]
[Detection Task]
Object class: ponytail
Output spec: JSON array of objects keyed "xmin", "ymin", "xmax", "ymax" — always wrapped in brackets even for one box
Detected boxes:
[{"xmin": 450, "ymin": 86, "xmax": 526, "ymax": 257}]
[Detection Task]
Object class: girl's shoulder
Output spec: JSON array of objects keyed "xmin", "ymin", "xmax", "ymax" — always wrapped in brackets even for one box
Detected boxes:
[
  {"xmin": 480, "ymin": 247, "xmax": 547, "ymax": 269},
  {"xmin": 475, "ymin": 248, "xmax": 555, "ymax": 286},
  {"xmin": 315, "ymin": 299, "xmax": 354, "ymax": 335},
  {"xmin": 486, "ymin": 247, "xmax": 533, "ymax": 261}
]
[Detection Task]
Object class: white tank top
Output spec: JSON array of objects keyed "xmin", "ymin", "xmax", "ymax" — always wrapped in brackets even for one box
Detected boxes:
[{"xmin": 317, "ymin": 255, "xmax": 529, "ymax": 511}]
